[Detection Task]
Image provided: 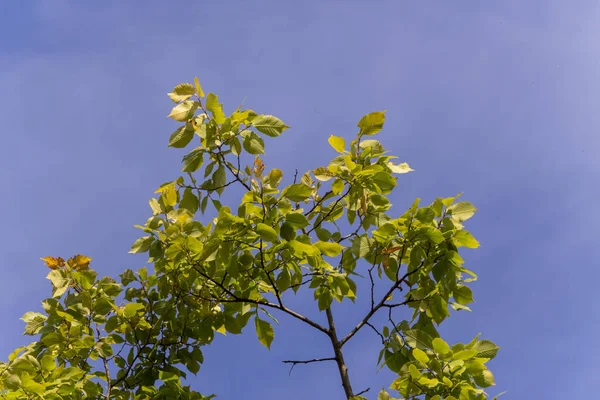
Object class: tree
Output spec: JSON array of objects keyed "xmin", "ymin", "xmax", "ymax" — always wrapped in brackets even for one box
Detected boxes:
[{"xmin": 0, "ymin": 79, "xmax": 500, "ymax": 399}]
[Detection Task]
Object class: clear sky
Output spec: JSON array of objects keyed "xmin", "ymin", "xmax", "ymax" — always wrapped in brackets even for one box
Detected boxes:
[{"xmin": 1, "ymin": 1, "xmax": 598, "ymax": 398}]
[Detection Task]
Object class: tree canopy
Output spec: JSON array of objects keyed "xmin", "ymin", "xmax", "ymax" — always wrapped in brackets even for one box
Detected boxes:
[{"xmin": 0, "ymin": 79, "xmax": 500, "ymax": 399}]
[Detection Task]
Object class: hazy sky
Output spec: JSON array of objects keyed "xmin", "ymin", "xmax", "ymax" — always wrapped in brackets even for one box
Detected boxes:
[{"xmin": 1, "ymin": 1, "xmax": 598, "ymax": 398}]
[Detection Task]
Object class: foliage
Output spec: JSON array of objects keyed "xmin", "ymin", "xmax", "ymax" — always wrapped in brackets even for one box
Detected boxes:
[{"xmin": 0, "ymin": 79, "xmax": 500, "ymax": 399}]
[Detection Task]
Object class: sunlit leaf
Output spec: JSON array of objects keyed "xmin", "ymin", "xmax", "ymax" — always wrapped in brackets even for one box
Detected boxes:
[
  {"xmin": 40, "ymin": 256, "xmax": 65, "ymax": 270},
  {"xmin": 388, "ymin": 162, "xmax": 414, "ymax": 174},
  {"xmin": 168, "ymin": 83, "xmax": 196, "ymax": 103},
  {"xmin": 283, "ymin": 184, "xmax": 312, "ymax": 202},
  {"xmin": 194, "ymin": 77, "xmax": 205, "ymax": 97},
  {"xmin": 254, "ymin": 316, "xmax": 274, "ymax": 349},
  {"xmin": 358, "ymin": 111, "xmax": 386, "ymax": 136},
  {"xmin": 252, "ymin": 115, "xmax": 289, "ymax": 137},
  {"xmin": 328, "ymin": 135, "xmax": 345, "ymax": 153},
  {"xmin": 168, "ymin": 101, "xmax": 198, "ymax": 121}
]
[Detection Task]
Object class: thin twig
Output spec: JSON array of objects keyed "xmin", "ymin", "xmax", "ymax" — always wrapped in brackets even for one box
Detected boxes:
[
  {"xmin": 365, "ymin": 322, "xmax": 385, "ymax": 345},
  {"xmin": 282, "ymin": 357, "xmax": 336, "ymax": 376}
]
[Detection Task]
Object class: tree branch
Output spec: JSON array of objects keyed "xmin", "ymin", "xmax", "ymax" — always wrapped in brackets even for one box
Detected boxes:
[
  {"xmin": 340, "ymin": 256, "xmax": 429, "ymax": 347},
  {"xmin": 282, "ymin": 357, "xmax": 336, "ymax": 375},
  {"xmin": 282, "ymin": 357, "xmax": 336, "ymax": 365},
  {"xmin": 326, "ymin": 308, "xmax": 354, "ymax": 399},
  {"xmin": 190, "ymin": 263, "xmax": 330, "ymax": 335}
]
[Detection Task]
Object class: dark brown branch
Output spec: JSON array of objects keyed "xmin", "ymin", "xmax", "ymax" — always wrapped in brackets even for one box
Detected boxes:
[
  {"xmin": 326, "ymin": 308, "xmax": 354, "ymax": 399},
  {"xmin": 190, "ymin": 263, "xmax": 330, "ymax": 335},
  {"xmin": 282, "ymin": 357, "xmax": 336, "ymax": 365},
  {"xmin": 306, "ymin": 187, "xmax": 351, "ymax": 235},
  {"xmin": 282, "ymin": 356, "xmax": 336, "ymax": 375},
  {"xmin": 355, "ymin": 387, "xmax": 370, "ymax": 397},
  {"xmin": 304, "ymin": 190, "xmax": 332, "ymax": 216},
  {"xmin": 365, "ymin": 321, "xmax": 385, "ymax": 345},
  {"xmin": 340, "ymin": 256, "xmax": 429, "ymax": 347},
  {"xmin": 337, "ymin": 215, "xmax": 364, "ymax": 243},
  {"xmin": 382, "ymin": 297, "xmax": 419, "ymax": 308}
]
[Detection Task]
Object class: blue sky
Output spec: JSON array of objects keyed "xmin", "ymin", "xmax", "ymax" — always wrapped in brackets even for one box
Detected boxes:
[{"xmin": 1, "ymin": 1, "xmax": 598, "ymax": 398}]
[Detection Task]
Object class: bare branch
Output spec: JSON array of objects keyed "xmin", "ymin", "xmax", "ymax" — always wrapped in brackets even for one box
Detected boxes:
[
  {"xmin": 326, "ymin": 308, "xmax": 354, "ymax": 398},
  {"xmin": 282, "ymin": 357, "xmax": 336, "ymax": 375},
  {"xmin": 365, "ymin": 322, "xmax": 385, "ymax": 345},
  {"xmin": 282, "ymin": 357, "xmax": 336, "ymax": 365},
  {"xmin": 340, "ymin": 249, "xmax": 433, "ymax": 347},
  {"xmin": 189, "ymin": 262, "xmax": 330, "ymax": 335}
]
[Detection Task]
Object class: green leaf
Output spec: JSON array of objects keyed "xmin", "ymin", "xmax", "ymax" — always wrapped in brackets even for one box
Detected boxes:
[
  {"xmin": 242, "ymin": 130, "xmax": 265, "ymax": 154},
  {"xmin": 254, "ymin": 316, "xmax": 275, "ymax": 349},
  {"xmin": 149, "ymin": 197, "xmax": 163, "ymax": 215},
  {"xmin": 450, "ymin": 302, "xmax": 472, "ymax": 312},
  {"xmin": 317, "ymin": 289, "xmax": 334, "ymax": 311},
  {"xmin": 412, "ymin": 348, "xmax": 429, "ymax": 365},
  {"xmin": 315, "ymin": 227, "xmax": 332, "ymax": 241},
  {"xmin": 359, "ymin": 139, "xmax": 385, "ymax": 154},
  {"xmin": 358, "ymin": 111, "xmax": 386, "ymax": 136},
  {"xmin": 453, "ymin": 230, "xmax": 479, "ymax": 248},
  {"xmin": 314, "ymin": 241, "xmax": 344, "ymax": 257},
  {"xmin": 206, "ymin": 93, "xmax": 226, "ymax": 124},
  {"xmin": 123, "ymin": 303, "xmax": 145, "ymax": 318},
  {"xmin": 409, "ymin": 364, "xmax": 421, "ymax": 379},
  {"xmin": 283, "ymin": 184, "xmax": 312, "ymax": 202},
  {"xmin": 252, "ymin": 115, "xmax": 289, "ymax": 137},
  {"xmin": 21, "ymin": 312, "xmax": 46, "ymax": 335},
  {"xmin": 280, "ymin": 221, "xmax": 296, "ymax": 241},
  {"xmin": 288, "ymin": 240, "xmax": 320, "ymax": 258},
  {"xmin": 182, "ymin": 148, "xmax": 204, "ymax": 172},
  {"xmin": 256, "ymin": 223, "xmax": 279, "ymax": 242},
  {"xmin": 129, "ymin": 236, "xmax": 154, "ymax": 254},
  {"xmin": 169, "ymin": 125, "xmax": 195, "ymax": 148},
  {"xmin": 453, "ymin": 285, "xmax": 474, "ymax": 305},
  {"xmin": 194, "ymin": 77, "xmax": 205, "ymax": 97},
  {"xmin": 430, "ymin": 296, "xmax": 450, "ymax": 324},
  {"xmin": 328, "ymin": 135, "xmax": 345, "ymax": 152},
  {"xmin": 40, "ymin": 355, "xmax": 56, "ymax": 372},
  {"xmin": 332, "ymin": 179, "xmax": 345, "ymax": 195},
  {"xmin": 212, "ymin": 165, "xmax": 226, "ymax": 189},
  {"xmin": 384, "ymin": 349, "xmax": 408, "ymax": 373},
  {"xmin": 473, "ymin": 370, "xmax": 495, "ymax": 388},
  {"xmin": 314, "ymin": 166, "xmax": 334, "ymax": 181},
  {"xmin": 168, "ymin": 101, "xmax": 198, "ymax": 121},
  {"xmin": 447, "ymin": 201, "xmax": 477, "ymax": 222},
  {"xmin": 472, "ymin": 340, "xmax": 500, "ymax": 359},
  {"xmin": 432, "ymin": 338, "xmax": 451, "ymax": 356},
  {"xmin": 180, "ymin": 188, "xmax": 199, "ymax": 214},
  {"xmin": 267, "ymin": 168, "xmax": 283, "ymax": 187},
  {"xmin": 372, "ymin": 171, "xmax": 396, "ymax": 193},
  {"xmin": 453, "ymin": 350, "xmax": 478, "ymax": 360},
  {"xmin": 158, "ymin": 370, "xmax": 179, "ymax": 382},
  {"xmin": 377, "ymin": 389, "xmax": 391, "ymax": 400},
  {"xmin": 276, "ymin": 269, "xmax": 291, "ymax": 292},
  {"xmin": 388, "ymin": 162, "xmax": 414, "ymax": 174},
  {"xmin": 168, "ymin": 83, "xmax": 195, "ymax": 103},
  {"xmin": 353, "ymin": 235, "xmax": 373, "ymax": 259},
  {"xmin": 21, "ymin": 374, "xmax": 45, "ymax": 395},
  {"xmin": 286, "ymin": 212, "xmax": 309, "ymax": 229}
]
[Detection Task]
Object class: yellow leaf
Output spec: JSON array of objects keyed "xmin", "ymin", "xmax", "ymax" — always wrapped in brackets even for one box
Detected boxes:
[
  {"xmin": 40, "ymin": 256, "xmax": 65, "ymax": 270},
  {"xmin": 68, "ymin": 254, "xmax": 92, "ymax": 271},
  {"xmin": 388, "ymin": 162, "xmax": 414, "ymax": 174},
  {"xmin": 194, "ymin": 77, "xmax": 205, "ymax": 98},
  {"xmin": 328, "ymin": 135, "xmax": 346, "ymax": 153},
  {"xmin": 215, "ymin": 324, "xmax": 227, "ymax": 336}
]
